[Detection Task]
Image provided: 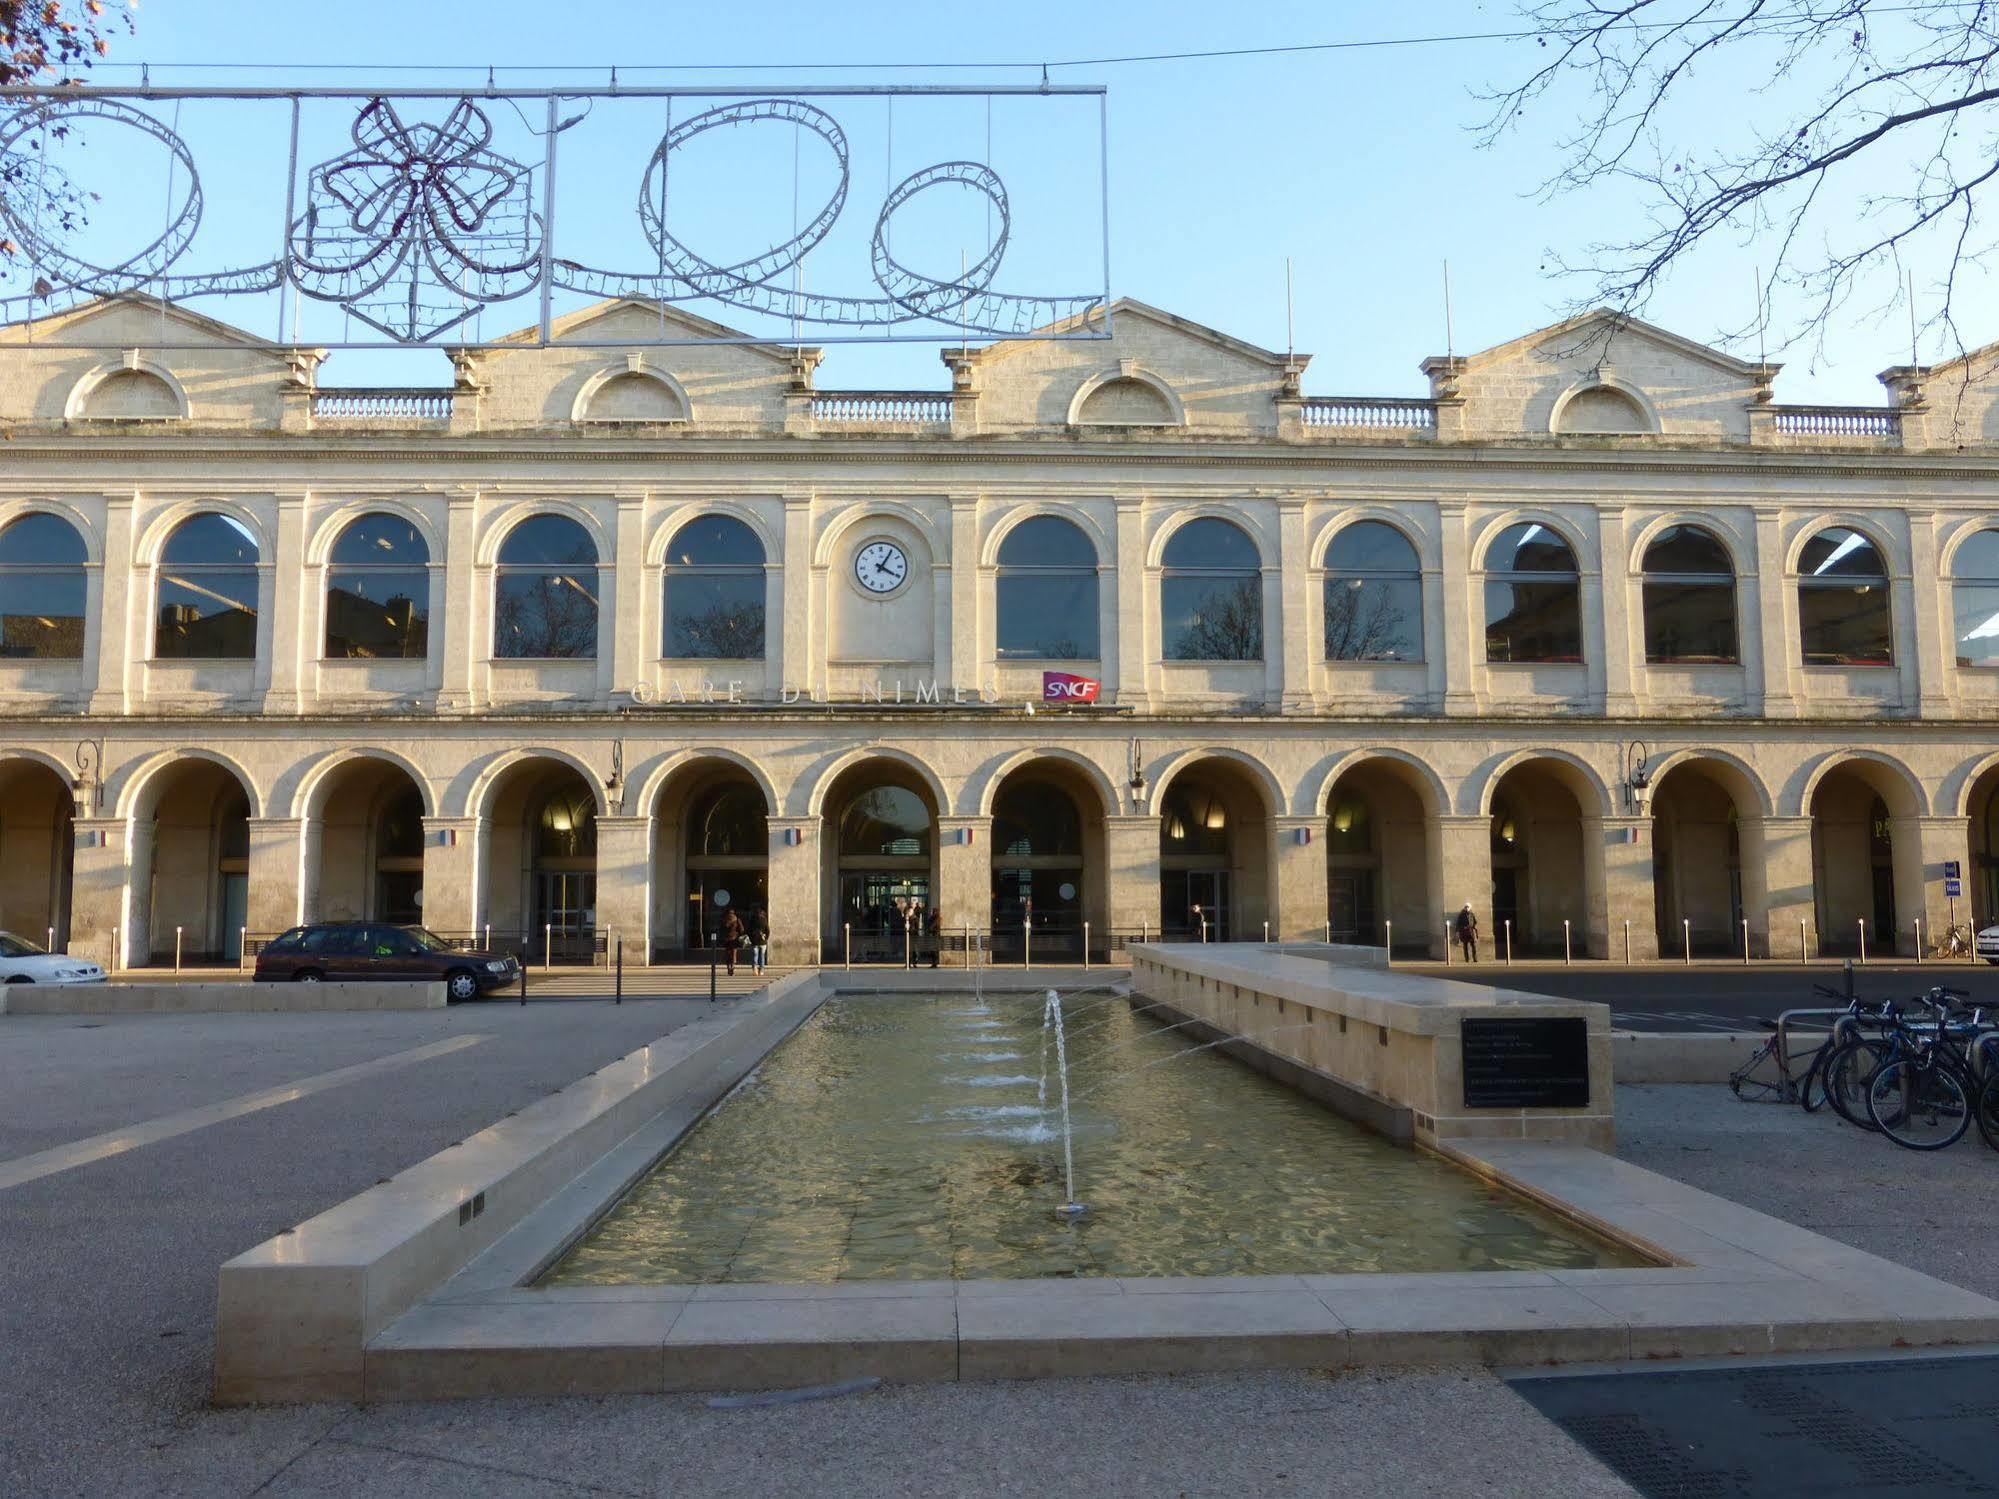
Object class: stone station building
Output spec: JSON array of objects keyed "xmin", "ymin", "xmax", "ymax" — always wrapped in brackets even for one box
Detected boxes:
[{"xmin": 5, "ymin": 293, "xmax": 1999, "ymax": 968}]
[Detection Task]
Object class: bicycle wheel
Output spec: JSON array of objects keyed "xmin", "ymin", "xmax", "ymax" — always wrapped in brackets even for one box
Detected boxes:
[
  {"xmin": 1798, "ymin": 1040, "xmax": 1834, "ymax": 1113},
  {"xmin": 1977, "ymin": 1067, "xmax": 1999, "ymax": 1154},
  {"xmin": 1867, "ymin": 1060, "xmax": 1971, "ymax": 1151},
  {"xmin": 1823, "ymin": 1038, "xmax": 1890, "ymax": 1130}
]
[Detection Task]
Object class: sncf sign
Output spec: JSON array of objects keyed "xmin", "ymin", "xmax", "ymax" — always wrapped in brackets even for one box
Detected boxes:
[{"xmin": 1042, "ymin": 671, "xmax": 1102, "ymax": 704}]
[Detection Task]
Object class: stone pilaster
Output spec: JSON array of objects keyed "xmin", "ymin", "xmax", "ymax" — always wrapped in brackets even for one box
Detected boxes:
[
  {"xmin": 1271, "ymin": 816, "xmax": 1328, "ymax": 941},
  {"xmin": 594, "ymin": 814, "xmax": 653, "ymax": 962},
  {"xmin": 244, "ymin": 818, "xmax": 304, "ymax": 941},
  {"xmin": 67, "ymin": 818, "xmax": 132, "ymax": 969},
  {"xmin": 934, "ymin": 816, "xmax": 991, "ymax": 944},
  {"xmin": 1741, "ymin": 815, "xmax": 1816, "ymax": 958},
  {"xmin": 765, "ymin": 817, "xmax": 820, "ymax": 965},
  {"xmin": 421, "ymin": 816, "xmax": 481, "ymax": 942},
  {"xmin": 1900, "ymin": 815, "xmax": 1972, "ymax": 957},
  {"xmin": 1431, "ymin": 814, "xmax": 1490, "ymax": 959},
  {"xmin": 1104, "ymin": 814, "xmax": 1161, "ymax": 939},
  {"xmin": 1586, "ymin": 815, "xmax": 1656, "ymax": 961}
]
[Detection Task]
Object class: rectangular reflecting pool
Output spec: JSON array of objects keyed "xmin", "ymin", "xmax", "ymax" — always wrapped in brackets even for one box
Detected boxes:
[{"xmin": 543, "ymin": 991, "xmax": 1645, "ymax": 1284}]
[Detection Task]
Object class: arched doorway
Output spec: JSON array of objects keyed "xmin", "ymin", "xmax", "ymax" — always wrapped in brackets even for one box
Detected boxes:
[
  {"xmin": 650, "ymin": 762, "xmax": 770, "ymax": 960},
  {"xmin": 989, "ymin": 761, "xmax": 1105, "ymax": 961},
  {"xmin": 1159, "ymin": 758, "xmax": 1272, "ymax": 941},
  {"xmin": 133, "ymin": 758, "xmax": 252, "ymax": 964},
  {"xmin": 1487, "ymin": 760, "xmax": 1589, "ymax": 957},
  {"xmin": 1650, "ymin": 762, "xmax": 1750, "ymax": 957},
  {"xmin": 820, "ymin": 761, "xmax": 937, "ymax": 963},
  {"xmin": 305, "ymin": 759, "xmax": 429, "ymax": 927},
  {"xmin": 482, "ymin": 760, "xmax": 599, "ymax": 962},
  {"xmin": 1810, "ymin": 762, "xmax": 1921, "ymax": 955},
  {"xmin": 1323, "ymin": 759, "xmax": 1434, "ymax": 952},
  {"xmin": 0, "ymin": 759, "xmax": 74, "ymax": 950}
]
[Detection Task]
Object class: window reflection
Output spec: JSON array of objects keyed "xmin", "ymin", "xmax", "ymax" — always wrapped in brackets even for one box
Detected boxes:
[
  {"xmin": 1952, "ymin": 529, "xmax": 1999, "ymax": 667},
  {"xmin": 1483, "ymin": 522, "xmax": 1581, "ymax": 663},
  {"xmin": 495, "ymin": 514, "xmax": 598, "ymax": 660},
  {"xmin": 156, "ymin": 512, "xmax": 259, "ymax": 660},
  {"xmin": 839, "ymin": 786, "xmax": 932, "ymax": 856},
  {"xmin": 1323, "ymin": 521, "xmax": 1422, "ymax": 662},
  {"xmin": 326, "ymin": 513, "xmax": 429, "ymax": 660},
  {"xmin": 1797, "ymin": 527, "xmax": 1891, "ymax": 666},
  {"xmin": 663, "ymin": 515, "xmax": 765, "ymax": 659},
  {"xmin": 0, "ymin": 512, "xmax": 87, "ymax": 659},
  {"xmin": 996, "ymin": 516, "xmax": 1099, "ymax": 659},
  {"xmin": 1162, "ymin": 518, "xmax": 1262, "ymax": 661},
  {"xmin": 1642, "ymin": 524, "xmax": 1737, "ymax": 664}
]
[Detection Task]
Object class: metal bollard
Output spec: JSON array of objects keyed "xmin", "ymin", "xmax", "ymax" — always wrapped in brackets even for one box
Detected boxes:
[
  {"xmin": 1325, "ymin": 919, "xmax": 1332, "ymax": 944},
  {"xmin": 1800, "ymin": 918, "xmax": 1809, "ymax": 962},
  {"xmin": 1563, "ymin": 919, "xmax": 1572, "ymax": 965},
  {"xmin": 709, "ymin": 952, "xmax": 718, "ymax": 1003},
  {"xmin": 174, "ymin": 926, "xmax": 183, "ymax": 974},
  {"xmin": 519, "ymin": 951, "xmax": 528, "ymax": 1005},
  {"xmin": 1384, "ymin": 919, "xmax": 1392, "ymax": 965},
  {"xmin": 1023, "ymin": 919, "xmax": 1030, "ymax": 970},
  {"xmin": 46, "ymin": 925, "xmax": 55, "ymax": 955},
  {"xmin": 1263, "ymin": 921, "xmax": 1270, "ymax": 945},
  {"xmin": 110, "ymin": 925, "xmax": 119, "ymax": 972},
  {"xmin": 545, "ymin": 923, "xmax": 553, "ymax": 970},
  {"xmin": 615, "ymin": 937, "xmax": 623, "ymax": 1004},
  {"xmin": 1623, "ymin": 919, "xmax": 1631, "ymax": 965},
  {"xmin": 1741, "ymin": 918, "xmax": 1750, "ymax": 964},
  {"xmin": 1083, "ymin": 921, "xmax": 1091, "ymax": 970},
  {"xmin": 1683, "ymin": 918, "xmax": 1692, "ymax": 965},
  {"xmin": 1444, "ymin": 919, "xmax": 1452, "ymax": 964},
  {"xmin": 844, "ymin": 922, "xmax": 851, "ymax": 971},
  {"xmin": 239, "ymin": 926, "xmax": 248, "ymax": 971},
  {"xmin": 1858, "ymin": 918, "xmax": 1867, "ymax": 964},
  {"xmin": 483, "ymin": 923, "xmax": 492, "ymax": 951},
  {"xmin": 1199, "ymin": 917, "xmax": 1209, "ymax": 944},
  {"xmin": 1914, "ymin": 917, "xmax": 1924, "ymax": 964},
  {"xmin": 1504, "ymin": 919, "xmax": 1513, "ymax": 964}
]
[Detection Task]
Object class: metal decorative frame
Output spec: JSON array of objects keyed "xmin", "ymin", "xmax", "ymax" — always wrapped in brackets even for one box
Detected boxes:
[{"xmin": 0, "ymin": 84, "xmax": 1110, "ymax": 348}]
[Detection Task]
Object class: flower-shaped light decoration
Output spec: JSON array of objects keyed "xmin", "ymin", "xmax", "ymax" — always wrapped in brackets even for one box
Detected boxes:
[{"xmin": 289, "ymin": 97, "xmax": 542, "ymax": 343}]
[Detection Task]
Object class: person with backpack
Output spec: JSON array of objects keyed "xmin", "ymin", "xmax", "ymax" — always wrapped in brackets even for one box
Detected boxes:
[{"xmin": 1454, "ymin": 902, "xmax": 1480, "ymax": 963}]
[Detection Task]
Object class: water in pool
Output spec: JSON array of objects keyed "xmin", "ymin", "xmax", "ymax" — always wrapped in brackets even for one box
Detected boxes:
[{"xmin": 543, "ymin": 990, "xmax": 1643, "ymax": 1284}]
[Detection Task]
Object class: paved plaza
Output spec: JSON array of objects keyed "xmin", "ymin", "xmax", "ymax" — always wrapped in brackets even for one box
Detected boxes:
[{"xmin": 1, "ymin": 1000, "xmax": 1995, "ymax": 1497}]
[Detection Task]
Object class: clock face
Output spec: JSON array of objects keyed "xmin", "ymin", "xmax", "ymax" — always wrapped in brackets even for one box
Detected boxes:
[{"xmin": 853, "ymin": 540, "xmax": 910, "ymax": 595}]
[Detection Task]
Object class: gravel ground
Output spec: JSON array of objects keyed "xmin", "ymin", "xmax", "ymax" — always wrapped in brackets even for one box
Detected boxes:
[
  {"xmin": 1614, "ymin": 1081, "xmax": 1999, "ymax": 1301},
  {"xmin": 4, "ymin": 1003, "xmax": 1991, "ymax": 1499}
]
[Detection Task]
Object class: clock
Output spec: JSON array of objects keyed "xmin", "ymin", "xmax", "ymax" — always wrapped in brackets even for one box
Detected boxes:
[{"xmin": 853, "ymin": 539, "xmax": 909, "ymax": 596}]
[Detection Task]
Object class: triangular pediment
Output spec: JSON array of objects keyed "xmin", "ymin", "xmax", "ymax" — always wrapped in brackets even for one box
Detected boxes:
[
  {"xmin": 486, "ymin": 298, "xmax": 805, "ymax": 367},
  {"xmin": 0, "ymin": 294, "xmax": 298, "ymax": 359},
  {"xmin": 1463, "ymin": 308, "xmax": 1765, "ymax": 378}
]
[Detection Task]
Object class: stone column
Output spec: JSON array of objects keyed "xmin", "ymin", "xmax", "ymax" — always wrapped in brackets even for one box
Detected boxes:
[
  {"xmin": 1752, "ymin": 511, "xmax": 1799, "ymax": 717},
  {"xmin": 1906, "ymin": 511, "xmax": 1949, "ymax": 717},
  {"xmin": 935, "ymin": 817, "xmax": 991, "ymax": 954},
  {"xmin": 765, "ymin": 816, "xmax": 820, "ymax": 965},
  {"xmin": 1113, "ymin": 500, "xmax": 1148, "ymax": 709},
  {"xmin": 245, "ymin": 818, "xmax": 305, "ymax": 939},
  {"xmin": 1585, "ymin": 815, "xmax": 1657, "ymax": 961},
  {"xmin": 608, "ymin": 492, "xmax": 647, "ymax": 702},
  {"xmin": 946, "ymin": 495, "xmax": 979, "ymax": 693},
  {"xmin": 1437, "ymin": 502, "xmax": 1477, "ymax": 714},
  {"xmin": 1741, "ymin": 815, "xmax": 1816, "ymax": 958},
  {"xmin": 262, "ymin": 492, "xmax": 308, "ymax": 714},
  {"xmin": 437, "ymin": 490, "xmax": 479, "ymax": 712},
  {"xmin": 594, "ymin": 814, "xmax": 653, "ymax": 963},
  {"xmin": 1272, "ymin": 816, "xmax": 1327, "ymax": 941},
  {"xmin": 1431, "ymin": 814, "xmax": 1489, "ymax": 959},
  {"xmin": 68, "ymin": 817, "xmax": 133, "ymax": 969},
  {"xmin": 88, "ymin": 492, "xmax": 136, "ymax": 715},
  {"xmin": 780, "ymin": 495, "xmax": 815, "ymax": 699},
  {"xmin": 1897, "ymin": 815, "xmax": 1971, "ymax": 957},
  {"xmin": 1275, "ymin": 498, "xmax": 1312, "ymax": 711},
  {"xmin": 1596, "ymin": 508, "xmax": 1639, "ymax": 716},
  {"xmin": 1104, "ymin": 813, "xmax": 1161, "ymax": 940},
  {"xmin": 421, "ymin": 816, "xmax": 481, "ymax": 942}
]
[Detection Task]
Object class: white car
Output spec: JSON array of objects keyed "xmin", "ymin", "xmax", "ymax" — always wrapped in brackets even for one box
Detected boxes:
[
  {"xmin": 0, "ymin": 931, "xmax": 106, "ymax": 984},
  {"xmin": 1977, "ymin": 925, "xmax": 1999, "ymax": 964}
]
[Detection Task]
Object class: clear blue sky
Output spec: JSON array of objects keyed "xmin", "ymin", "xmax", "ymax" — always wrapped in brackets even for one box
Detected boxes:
[{"xmin": 43, "ymin": 0, "xmax": 1979, "ymax": 401}]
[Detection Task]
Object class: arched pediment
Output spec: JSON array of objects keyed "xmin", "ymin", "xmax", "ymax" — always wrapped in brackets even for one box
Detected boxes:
[{"xmin": 570, "ymin": 359, "xmax": 692, "ymax": 424}]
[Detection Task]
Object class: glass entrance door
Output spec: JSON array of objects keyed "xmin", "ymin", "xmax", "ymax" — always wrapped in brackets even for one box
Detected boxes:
[
  {"xmin": 1162, "ymin": 869, "xmax": 1230, "ymax": 940},
  {"xmin": 839, "ymin": 871, "xmax": 930, "ymax": 962},
  {"xmin": 534, "ymin": 871, "xmax": 596, "ymax": 961}
]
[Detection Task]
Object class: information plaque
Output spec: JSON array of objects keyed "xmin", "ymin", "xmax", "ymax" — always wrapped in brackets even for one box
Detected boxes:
[{"xmin": 1461, "ymin": 1017, "xmax": 1590, "ymax": 1109}]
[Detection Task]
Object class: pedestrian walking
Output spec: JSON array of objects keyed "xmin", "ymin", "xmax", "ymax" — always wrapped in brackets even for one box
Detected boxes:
[
  {"xmin": 1454, "ymin": 902, "xmax": 1479, "ymax": 963},
  {"xmin": 904, "ymin": 902, "xmax": 922, "ymax": 968},
  {"xmin": 926, "ymin": 905, "xmax": 942, "ymax": 968},
  {"xmin": 719, "ymin": 908, "xmax": 744, "ymax": 976},
  {"xmin": 749, "ymin": 908, "xmax": 769, "ymax": 975}
]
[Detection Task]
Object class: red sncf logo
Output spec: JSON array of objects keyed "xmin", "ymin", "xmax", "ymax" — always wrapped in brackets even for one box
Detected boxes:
[{"xmin": 1042, "ymin": 671, "xmax": 1101, "ymax": 703}]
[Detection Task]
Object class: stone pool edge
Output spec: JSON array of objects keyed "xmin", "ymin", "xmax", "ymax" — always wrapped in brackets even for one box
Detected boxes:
[{"xmin": 215, "ymin": 971, "xmax": 1999, "ymax": 1404}]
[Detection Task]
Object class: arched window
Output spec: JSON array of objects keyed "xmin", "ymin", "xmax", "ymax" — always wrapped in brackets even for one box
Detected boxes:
[
  {"xmin": 1798, "ymin": 527, "xmax": 1892, "ymax": 666},
  {"xmin": 1323, "ymin": 521, "xmax": 1422, "ymax": 662},
  {"xmin": 1159, "ymin": 784, "xmax": 1230, "ymax": 858},
  {"xmin": 325, "ymin": 513, "xmax": 430, "ymax": 660},
  {"xmin": 996, "ymin": 516, "xmax": 1099, "ymax": 659},
  {"xmin": 693, "ymin": 783, "xmax": 768, "ymax": 856},
  {"xmin": 534, "ymin": 784, "xmax": 598, "ymax": 861},
  {"xmin": 1642, "ymin": 525, "xmax": 1737, "ymax": 664},
  {"xmin": 1483, "ymin": 522, "xmax": 1581, "ymax": 664},
  {"xmin": 156, "ymin": 513, "xmax": 259, "ymax": 659},
  {"xmin": 994, "ymin": 781, "xmax": 1083, "ymax": 857},
  {"xmin": 494, "ymin": 515, "xmax": 598, "ymax": 660},
  {"xmin": 1951, "ymin": 529, "xmax": 1999, "ymax": 667},
  {"xmin": 839, "ymin": 786, "xmax": 932, "ymax": 857},
  {"xmin": 1161, "ymin": 518, "xmax": 1262, "ymax": 661},
  {"xmin": 0, "ymin": 512, "xmax": 87, "ymax": 658},
  {"xmin": 662, "ymin": 515, "xmax": 765, "ymax": 659}
]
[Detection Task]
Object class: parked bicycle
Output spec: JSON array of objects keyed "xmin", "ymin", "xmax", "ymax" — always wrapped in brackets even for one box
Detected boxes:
[
  {"xmin": 1932, "ymin": 923, "xmax": 1973, "ymax": 960},
  {"xmin": 1864, "ymin": 992, "xmax": 1999, "ymax": 1152}
]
